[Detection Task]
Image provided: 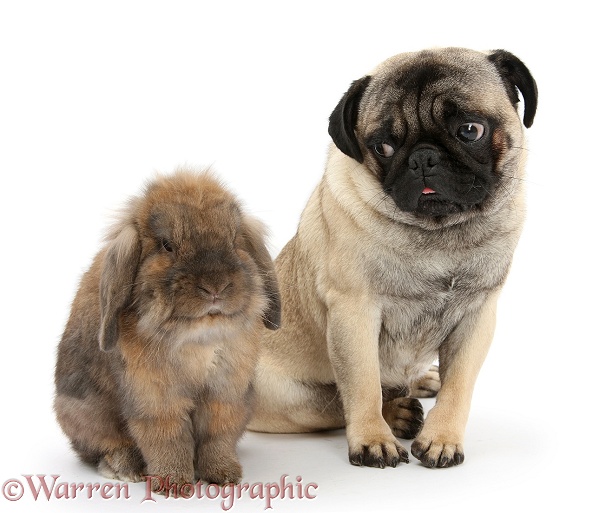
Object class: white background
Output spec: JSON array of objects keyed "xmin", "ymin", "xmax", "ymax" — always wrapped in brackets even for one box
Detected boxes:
[{"xmin": 0, "ymin": 1, "xmax": 596, "ymax": 512}]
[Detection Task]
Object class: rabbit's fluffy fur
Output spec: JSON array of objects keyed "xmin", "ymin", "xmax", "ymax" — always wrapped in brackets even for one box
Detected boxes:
[{"xmin": 54, "ymin": 169, "xmax": 280, "ymax": 488}]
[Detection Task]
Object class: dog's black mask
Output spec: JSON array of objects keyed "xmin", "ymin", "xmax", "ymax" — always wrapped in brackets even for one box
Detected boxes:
[
  {"xmin": 375, "ymin": 125, "xmax": 497, "ymax": 217},
  {"xmin": 392, "ymin": 145, "xmax": 490, "ymax": 216},
  {"xmin": 328, "ymin": 50, "xmax": 537, "ymax": 219}
]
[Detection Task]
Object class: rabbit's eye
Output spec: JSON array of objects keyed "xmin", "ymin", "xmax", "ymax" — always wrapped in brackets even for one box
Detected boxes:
[{"xmin": 161, "ymin": 239, "xmax": 173, "ymax": 252}]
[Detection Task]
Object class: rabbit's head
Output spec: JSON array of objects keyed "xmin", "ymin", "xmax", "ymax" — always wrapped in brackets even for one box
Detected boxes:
[{"xmin": 98, "ymin": 170, "xmax": 280, "ymax": 351}]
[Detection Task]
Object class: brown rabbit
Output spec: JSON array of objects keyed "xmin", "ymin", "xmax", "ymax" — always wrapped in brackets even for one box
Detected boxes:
[{"xmin": 54, "ymin": 169, "xmax": 280, "ymax": 489}]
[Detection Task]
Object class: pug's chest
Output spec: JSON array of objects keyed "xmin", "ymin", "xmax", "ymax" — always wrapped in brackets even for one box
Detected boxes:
[
  {"xmin": 373, "ymin": 248, "xmax": 508, "ymax": 384},
  {"xmin": 379, "ymin": 270, "xmax": 484, "ymax": 344}
]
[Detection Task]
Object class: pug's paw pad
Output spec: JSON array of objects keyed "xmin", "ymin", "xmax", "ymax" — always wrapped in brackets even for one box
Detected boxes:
[{"xmin": 382, "ymin": 397, "xmax": 424, "ymax": 439}]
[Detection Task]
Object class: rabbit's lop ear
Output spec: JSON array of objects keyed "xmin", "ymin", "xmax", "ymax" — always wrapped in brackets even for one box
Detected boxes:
[
  {"xmin": 99, "ymin": 223, "xmax": 142, "ymax": 351},
  {"xmin": 241, "ymin": 218, "xmax": 281, "ymax": 330}
]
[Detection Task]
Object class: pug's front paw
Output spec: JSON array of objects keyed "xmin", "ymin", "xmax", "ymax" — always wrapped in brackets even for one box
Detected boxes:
[
  {"xmin": 347, "ymin": 424, "xmax": 409, "ymax": 468},
  {"xmin": 411, "ymin": 435, "xmax": 464, "ymax": 468}
]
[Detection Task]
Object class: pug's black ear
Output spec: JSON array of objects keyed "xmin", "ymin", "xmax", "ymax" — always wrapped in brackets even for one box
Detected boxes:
[
  {"xmin": 488, "ymin": 50, "xmax": 538, "ymax": 128},
  {"xmin": 328, "ymin": 76, "xmax": 372, "ymax": 163}
]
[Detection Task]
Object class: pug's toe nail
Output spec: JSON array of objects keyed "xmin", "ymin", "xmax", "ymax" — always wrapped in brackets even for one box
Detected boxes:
[
  {"xmin": 438, "ymin": 456, "xmax": 451, "ymax": 468},
  {"xmin": 454, "ymin": 452, "xmax": 465, "ymax": 466},
  {"xmin": 410, "ymin": 439, "xmax": 429, "ymax": 460}
]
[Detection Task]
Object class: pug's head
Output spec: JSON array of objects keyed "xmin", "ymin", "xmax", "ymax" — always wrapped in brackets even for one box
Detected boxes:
[{"xmin": 328, "ymin": 48, "xmax": 537, "ymax": 225}]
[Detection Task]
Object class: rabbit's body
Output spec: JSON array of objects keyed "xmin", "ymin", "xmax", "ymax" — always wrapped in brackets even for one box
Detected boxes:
[{"xmin": 54, "ymin": 170, "xmax": 280, "ymax": 488}]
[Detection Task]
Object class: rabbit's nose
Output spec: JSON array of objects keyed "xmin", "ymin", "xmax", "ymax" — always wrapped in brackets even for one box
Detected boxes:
[{"xmin": 198, "ymin": 282, "xmax": 233, "ymax": 302}]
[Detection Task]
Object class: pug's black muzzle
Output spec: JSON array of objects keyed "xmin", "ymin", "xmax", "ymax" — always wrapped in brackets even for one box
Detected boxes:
[{"xmin": 387, "ymin": 145, "xmax": 493, "ymax": 217}]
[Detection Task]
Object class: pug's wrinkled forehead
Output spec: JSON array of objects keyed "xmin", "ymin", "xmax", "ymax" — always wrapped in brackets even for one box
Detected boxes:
[{"xmin": 360, "ymin": 48, "xmax": 514, "ymax": 135}]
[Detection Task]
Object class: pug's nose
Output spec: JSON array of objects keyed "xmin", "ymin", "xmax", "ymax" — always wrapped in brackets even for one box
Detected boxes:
[{"xmin": 408, "ymin": 149, "xmax": 440, "ymax": 174}]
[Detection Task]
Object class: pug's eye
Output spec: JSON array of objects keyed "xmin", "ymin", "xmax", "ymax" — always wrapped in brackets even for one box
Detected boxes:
[
  {"xmin": 457, "ymin": 123, "xmax": 485, "ymax": 142},
  {"xmin": 373, "ymin": 142, "xmax": 395, "ymax": 158},
  {"xmin": 161, "ymin": 239, "xmax": 174, "ymax": 252}
]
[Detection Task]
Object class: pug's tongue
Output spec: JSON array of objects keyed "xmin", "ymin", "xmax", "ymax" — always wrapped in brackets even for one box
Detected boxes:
[{"xmin": 422, "ymin": 187, "xmax": 436, "ymax": 195}]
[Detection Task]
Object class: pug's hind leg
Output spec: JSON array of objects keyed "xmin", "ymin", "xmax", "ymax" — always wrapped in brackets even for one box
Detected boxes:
[
  {"xmin": 249, "ymin": 377, "xmax": 346, "ymax": 433},
  {"xmin": 411, "ymin": 365, "xmax": 440, "ymax": 398}
]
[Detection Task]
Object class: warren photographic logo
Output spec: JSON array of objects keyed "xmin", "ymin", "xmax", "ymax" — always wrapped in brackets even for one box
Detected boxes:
[
  {"xmin": 2, "ymin": 475, "xmax": 130, "ymax": 502},
  {"xmin": 2, "ymin": 474, "xmax": 318, "ymax": 510}
]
